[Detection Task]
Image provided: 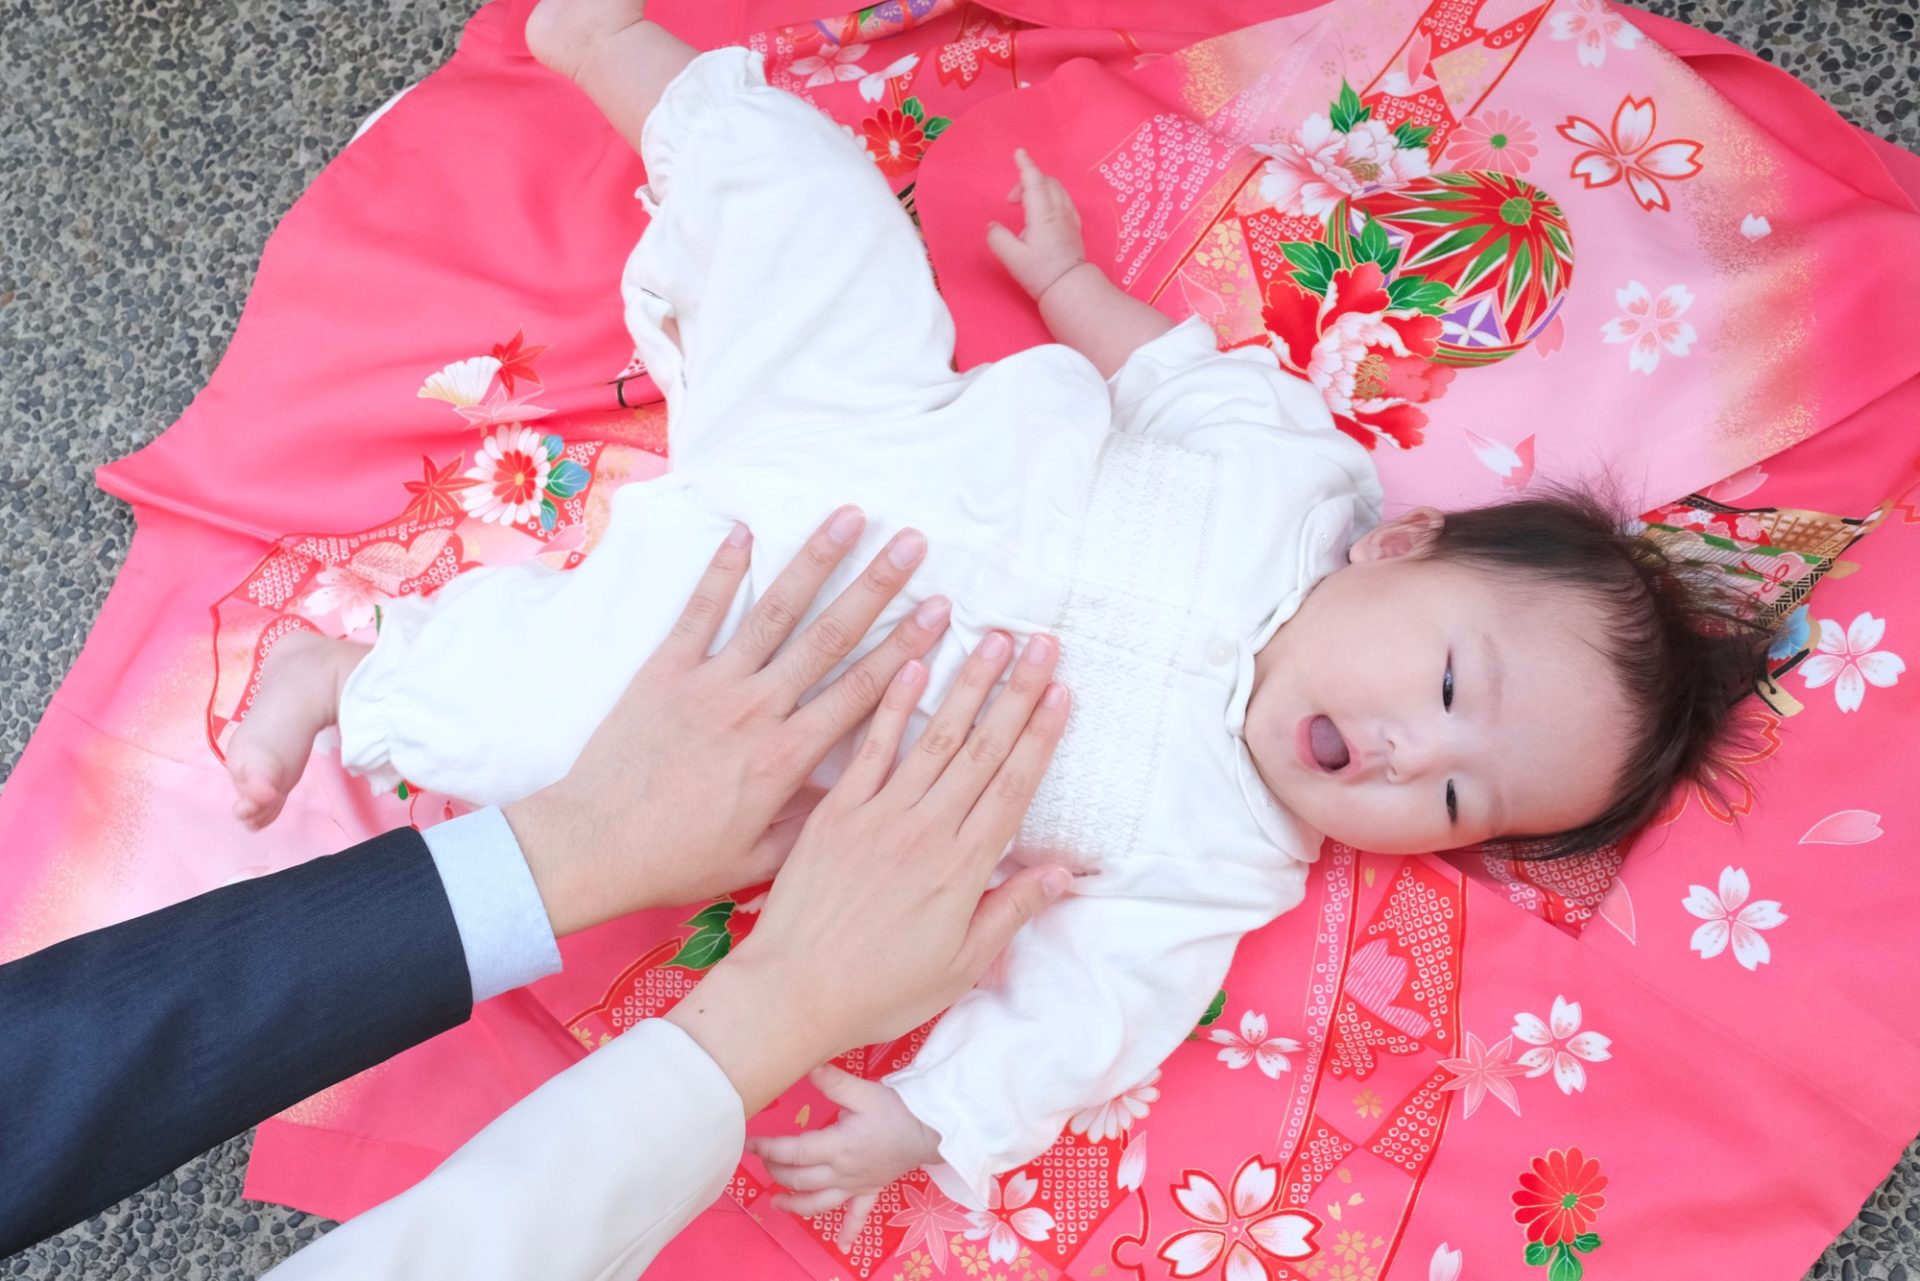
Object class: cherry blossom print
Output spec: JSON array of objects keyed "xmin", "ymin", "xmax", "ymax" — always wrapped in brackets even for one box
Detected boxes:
[
  {"xmin": 1253, "ymin": 113, "xmax": 1432, "ymax": 226},
  {"xmin": 858, "ymin": 53, "xmax": 920, "ymax": 102},
  {"xmin": 301, "ymin": 529, "xmax": 454, "ymax": 635},
  {"xmin": 1548, "ymin": 0, "xmax": 1644, "ymax": 68},
  {"xmin": 1209, "ymin": 1010, "xmax": 1303, "ymax": 1078},
  {"xmin": 1558, "ymin": 97, "xmax": 1703, "ymax": 211},
  {"xmin": 1599, "ymin": 281, "xmax": 1697, "ymax": 373},
  {"xmin": 461, "ymin": 427, "xmax": 553, "ymax": 526},
  {"xmin": 1799, "ymin": 611, "xmax": 1905, "ymax": 712},
  {"xmin": 1430, "ymin": 1242, "xmax": 1463, "ymax": 1281},
  {"xmin": 963, "ymin": 1171, "xmax": 1055, "ymax": 1264},
  {"xmin": 1741, "ymin": 213, "xmax": 1773, "ymax": 239},
  {"xmin": 302, "ymin": 565, "xmax": 387, "ymax": 635},
  {"xmin": 1799, "ymin": 810, "xmax": 1884, "ymax": 845},
  {"xmin": 1437, "ymin": 1031, "xmax": 1528, "ymax": 1118},
  {"xmin": 1157, "ymin": 1158, "xmax": 1319, "ymax": 1279},
  {"xmin": 418, "ymin": 355, "xmax": 500, "ymax": 407},
  {"xmin": 1117, "ymin": 1131, "xmax": 1149, "ymax": 1191},
  {"xmin": 889, "ymin": 1182, "xmax": 972, "ymax": 1274},
  {"xmin": 1683, "ymin": 867, "xmax": 1786, "ymax": 970},
  {"xmin": 453, "ymin": 385, "xmax": 555, "ymax": 430},
  {"xmin": 1464, "ymin": 429, "xmax": 1536, "ymax": 489},
  {"xmin": 789, "ymin": 42, "xmax": 870, "ymax": 89},
  {"xmin": 1069, "ymin": 1068, "xmax": 1160, "ymax": 1140},
  {"xmin": 1512, "ymin": 996, "xmax": 1612, "ymax": 1095},
  {"xmin": 1445, "ymin": 109, "xmax": 1539, "ymax": 175}
]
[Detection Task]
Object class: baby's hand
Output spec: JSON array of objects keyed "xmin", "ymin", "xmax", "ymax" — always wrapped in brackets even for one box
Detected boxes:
[
  {"xmin": 987, "ymin": 149, "xmax": 1089, "ymax": 302},
  {"xmin": 747, "ymin": 1065, "xmax": 944, "ymax": 1251}
]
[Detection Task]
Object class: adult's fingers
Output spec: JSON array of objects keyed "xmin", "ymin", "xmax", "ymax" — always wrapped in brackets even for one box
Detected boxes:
[
  {"xmin": 718, "ymin": 505, "xmax": 865, "ymax": 672},
  {"xmin": 958, "ymin": 864, "xmax": 1073, "ymax": 981},
  {"xmin": 959, "ymin": 681, "xmax": 1071, "ymax": 847},
  {"xmin": 762, "ymin": 528, "xmax": 927, "ymax": 708},
  {"xmin": 885, "ymin": 632, "xmax": 1016, "ymax": 803},
  {"xmin": 788, "ymin": 593, "xmax": 948, "ymax": 765},
  {"xmin": 831, "ymin": 660, "xmax": 925, "ymax": 804},
  {"xmin": 835, "ymin": 1194, "xmax": 878, "ymax": 1253},
  {"xmin": 922, "ymin": 634, "xmax": 1057, "ymax": 821},
  {"xmin": 657, "ymin": 523, "xmax": 754, "ymax": 666}
]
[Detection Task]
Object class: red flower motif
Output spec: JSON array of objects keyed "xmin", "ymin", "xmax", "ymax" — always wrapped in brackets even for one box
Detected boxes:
[
  {"xmin": 859, "ymin": 108, "xmax": 928, "ymax": 178},
  {"xmin": 1511, "ymin": 1147, "xmax": 1608, "ymax": 1246},
  {"xmin": 1261, "ymin": 264, "xmax": 1456, "ymax": 451},
  {"xmin": 489, "ymin": 328, "xmax": 551, "ymax": 395},
  {"xmin": 401, "ymin": 454, "xmax": 479, "ymax": 523}
]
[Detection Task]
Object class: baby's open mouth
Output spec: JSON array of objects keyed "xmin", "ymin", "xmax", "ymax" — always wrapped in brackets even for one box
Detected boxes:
[{"xmin": 1305, "ymin": 714, "xmax": 1351, "ymax": 773}]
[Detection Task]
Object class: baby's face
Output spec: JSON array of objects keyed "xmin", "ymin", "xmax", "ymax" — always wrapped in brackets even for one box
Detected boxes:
[{"xmin": 1244, "ymin": 511, "xmax": 1636, "ymax": 855}]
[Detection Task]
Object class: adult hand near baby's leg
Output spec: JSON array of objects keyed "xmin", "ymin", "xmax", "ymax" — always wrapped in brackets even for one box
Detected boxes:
[{"xmin": 503, "ymin": 507, "xmax": 949, "ymax": 936}]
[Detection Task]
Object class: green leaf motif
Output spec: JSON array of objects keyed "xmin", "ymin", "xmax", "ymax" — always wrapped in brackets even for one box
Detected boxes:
[
  {"xmin": 1198, "ymin": 988, "xmax": 1228, "ymax": 1028},
  {"xmin": 923, "ymin": 116, "xmax": 952, "ymax": 141},
  {"xmin": 539, "ymin": 496, "xmax": 559, "ymax": 532},
  {"xmin": 1330, "ymin": 82, "xmax": 1367, "ymax": 133},
  {"xmin": 1525, "ymin": 1242, "xmax": 1551, "ymax": 1266},
  {"xmin": 545, "ymin": 459, "xmax": 591, "ymax": 500},
  {"xmin": 668, "ymin": 925, "xmax": 733, "ymax": 971},
  {"xmin": 543, "ymin": 433, "xmax": 565, "ymax": 461},
  {"xmin": 1573, "ymin": 1233, "xmax": 1602, "ymax": 1253},
  {"xmin": 900, "ymin": 96, "xmax": 926, "ymax": 122},
  {"xmin": 1356, "ymin": 217, "xmax": 1393, "ymax": 269},
  {"xmin": 396, "ymin": 780, "xmax": 411, "ymax": 801},
  {"xmin": 1386, "ymin": 276, "xmax": 1453, "ymax": 315},
  {"xmin": 1547, "ymin": 1242, "xmax": 1584, "ymax": 1281},
  {"xmin": 1393, "ymin": 122, "xmax": 1435, "ymax": 149},
  {"xmin": 684, "ymin": 900, "xmax": 736, "ymax": 930}
]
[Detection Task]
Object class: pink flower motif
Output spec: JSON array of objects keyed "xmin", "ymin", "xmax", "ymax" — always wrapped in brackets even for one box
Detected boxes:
[
  {"xmin": 453, "ymin": 385, "xmax": 555, "ymax": 430},
  {"xmin": 1253, "ymin": 114, "xmax": 1431, "ymax": 225},
  {"xmin": 1682, "ymin": 866, "xmax": 1786, "ymax": 971},
  {"xmin": 1558, "ymin": 97, "xmax": 1703, "ymax": 211},
  {"xmin": 1117, "ymin": 1131, "xmax": 1149, "ymax": 1192},
  {"xmin": 1208, "ymin": 1010, "xmax": 1303, "ymax": 1079},
  {"xmin": 303, "ymin": 564, "xmax": 386, "ymax": 635},
  {"xmin": 788, "ymin": 42, "xmax": 870, "ymax": 89},
  {"xmin": 1445, "ymin": 109, "xmax": 1538, "ymax": 175},
  {"xmin": 1800, "ymin": 612, "xmax": 1905, "ymax": 712},
  {"xmin": 963, "ymin": 1171, "xmax": 1054, "ymax": 1264},
  {"xmin": 461, "ymin": 427, "xmax": 553, "ymax": 526},
  {"xmin": 1069, "ymin": 1069, "xmax": 1160, "ymax": 1141},
  {"xmin": 1511, "ymin": 996, "xmax": 1612, "ymax": 1095},
  {"xmin": 1437, "ymin": 1031, "xmax": 1529, "ymax": 1118},
  {"xmin": 1157, "ymin": 1158, "xmax": 1320, "ymax": 1279},
  {"xmin": 889, "ymin": 1182, "xmax": 972, "ymax": 1274},
  {"xmin": 1548, "ymin": 0, "xmax": 1645, "ymax": 67},
  {"xmin": 1599, "ymin": 280, "xmax": 1697, "ymax": 373}
]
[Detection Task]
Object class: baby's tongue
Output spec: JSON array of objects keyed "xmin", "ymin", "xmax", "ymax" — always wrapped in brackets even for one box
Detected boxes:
[{"xmin": 1309, "ymin": 715, "xmax": 1350, "ymax": 771}]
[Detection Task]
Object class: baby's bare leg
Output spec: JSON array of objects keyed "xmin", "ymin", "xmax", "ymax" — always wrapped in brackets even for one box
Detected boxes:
[
  {"xmin": 225, "ymin": 632, "xmax": 369, "ymax": 830},
  {"xmin": 525, "ymin": 0, "xmax": 697, "ymax": 156}
]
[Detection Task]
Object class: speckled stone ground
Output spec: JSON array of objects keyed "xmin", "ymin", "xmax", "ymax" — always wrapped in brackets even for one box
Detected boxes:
[{"xmin": 1, "ymin": 0, "xmax": 1916, "ymax": 1276}]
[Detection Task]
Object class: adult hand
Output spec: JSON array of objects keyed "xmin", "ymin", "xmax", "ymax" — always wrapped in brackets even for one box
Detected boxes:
[
  {"xmin": 668, "ymin": 630, "xmax": 1073, "ymax": 1114},
  {"xmin": 503, "ymin": 507, "xmax": 949, "ymax": 936}
]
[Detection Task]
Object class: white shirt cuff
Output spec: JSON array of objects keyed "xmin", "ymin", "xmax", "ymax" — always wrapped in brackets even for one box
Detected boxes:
[{"xmin": 420, "ymin": 807, "xmax": 564, "ymax": 1003}]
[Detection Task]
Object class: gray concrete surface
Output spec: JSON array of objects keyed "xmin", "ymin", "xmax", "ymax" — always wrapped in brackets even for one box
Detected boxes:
[{"xmin": 1, "ymin": 0, "xmax": 1915, "ymax": 1276}]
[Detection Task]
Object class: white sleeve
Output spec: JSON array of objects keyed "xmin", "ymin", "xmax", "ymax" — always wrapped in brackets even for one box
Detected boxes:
[
  {"xmin": 1106, "ymin": 314, "xmax": 1341, "ymax": 445},
  {"xmin": 419, "ymin": 807, "xmax": 562, "ymax": 1004},
  {"xmin": 885, "ymin": 884, "xmax": 1277, "ymax": 1209},
  {"xmin": 263, "ymin": 1020, "xmax": 745, "ymax": 1281}
]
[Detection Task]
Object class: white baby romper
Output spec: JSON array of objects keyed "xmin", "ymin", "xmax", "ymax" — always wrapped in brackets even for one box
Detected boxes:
[{"xmin": 335, "ymin": 48, "xmax": 1383, "ymax": 1208}]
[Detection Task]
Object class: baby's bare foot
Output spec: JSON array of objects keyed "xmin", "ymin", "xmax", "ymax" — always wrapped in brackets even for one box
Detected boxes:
[
  {"xmin": 225, "ymin": 632, "xmax": 368, "ymax": 831},
  {"xmin": 525, "ymin": 0, "xmax": 650, "ymax": 83}
]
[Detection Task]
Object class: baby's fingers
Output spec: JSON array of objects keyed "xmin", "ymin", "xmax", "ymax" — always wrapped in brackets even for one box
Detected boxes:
[
  {"xmin": 835, "ymin": 1193, "xmax": 880, "ymax": 1253},
  {"xmin": 763, "ymin": 1160, "xmax": 843, "ymax": 1193},
  {"xmin": 772, "ymin": 1188, "xmax": 853, "ymax": 1217},
  {"xmin": 748, "ymin": 1131, "xmax": 838, "ymax": 1167}
]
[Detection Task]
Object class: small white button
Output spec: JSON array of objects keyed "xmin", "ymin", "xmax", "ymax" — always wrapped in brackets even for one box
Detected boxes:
[{"xmin": 1206, "ymin": 638, "xmax": 1236, "ymax": 667}]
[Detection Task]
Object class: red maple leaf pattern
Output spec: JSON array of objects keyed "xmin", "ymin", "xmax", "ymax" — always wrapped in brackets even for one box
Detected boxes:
[
  {"xmin": 401, "ymin": 454, "xmax": 479, "ymax": 523},
  {"xmin": 490, "ymin": 328, "xmax": 551, "ymax": 394}
]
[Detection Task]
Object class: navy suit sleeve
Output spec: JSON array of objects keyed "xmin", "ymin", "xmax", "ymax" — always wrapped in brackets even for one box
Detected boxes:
[{"xmin": 0, "ymin": 827, "xmax": 473, "ymax": 1258}]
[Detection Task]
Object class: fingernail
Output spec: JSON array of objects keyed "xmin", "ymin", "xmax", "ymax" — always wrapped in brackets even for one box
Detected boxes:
[
  {"xmin": 1042, "ymin": 682, "xmax": 1066, "ymax": 709},
  {"xmin": 981, "ymin": 632, "xmax": 1011, "ymax": 660},
  {"xmin": 913, "ymin": 596, "xmax": 950, "ymax": 628},
  {"xmin": 1041, "ymin": 868, "xmax": 1072, "ymax": 899},
  {"xmin": 827, "ymin": 506, "xmax": 864, "ymax": 544},
  {"xmin": 896, "ymin": 659, "xmax": 925, "ymax": 689},
  {"xmin": 726, "ymin": 521, "xmax": 751, "ymax": 547},
  {"xmin": 1023, "ymin": 634, "xmax": 1056, "ymax": 665},
  {"xmin": 888, "ymin": 529, "xmax": 927, "ymax": 569}
]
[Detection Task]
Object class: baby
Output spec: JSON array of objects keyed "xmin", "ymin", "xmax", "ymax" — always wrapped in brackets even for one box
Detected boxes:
[{"xmin": 227, "ymin": 0, "xmax": 1764, "ymax": 1243}]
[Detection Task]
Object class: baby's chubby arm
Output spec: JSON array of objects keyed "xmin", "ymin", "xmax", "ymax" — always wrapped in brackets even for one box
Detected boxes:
[{"xmin": 987, "ymin": 150, "xmax": 1177, "ymax": 377}]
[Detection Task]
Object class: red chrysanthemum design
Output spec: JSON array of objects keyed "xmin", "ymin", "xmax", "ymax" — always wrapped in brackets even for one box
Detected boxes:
[
  {"xmin": 860, "ymin": 108, "xmax": 928, "ymax": 178},
  {"xmin": 1511, "ymin": 1147, "xmax": 1608, "ymax": 1246}
]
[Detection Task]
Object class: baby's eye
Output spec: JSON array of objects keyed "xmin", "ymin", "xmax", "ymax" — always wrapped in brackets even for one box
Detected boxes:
[
  {"xmin": 1442, "ymin": 656, "xmax": 1454, "ymax": 712},
  {"xmin": 1446, "ymin": 780, "xmax": 1458, "ymax": 825}
]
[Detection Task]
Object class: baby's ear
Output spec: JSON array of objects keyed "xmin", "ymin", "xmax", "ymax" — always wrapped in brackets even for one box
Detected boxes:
[{"xmin": 1348, "ymin": 507, "xmax": 1444, "ymax": 563}]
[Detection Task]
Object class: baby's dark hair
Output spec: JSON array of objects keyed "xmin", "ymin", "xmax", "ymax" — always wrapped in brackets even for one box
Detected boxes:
[{"xmin": 1421, "ymin": 485, "xmax": 1771, "ymax": 861}]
